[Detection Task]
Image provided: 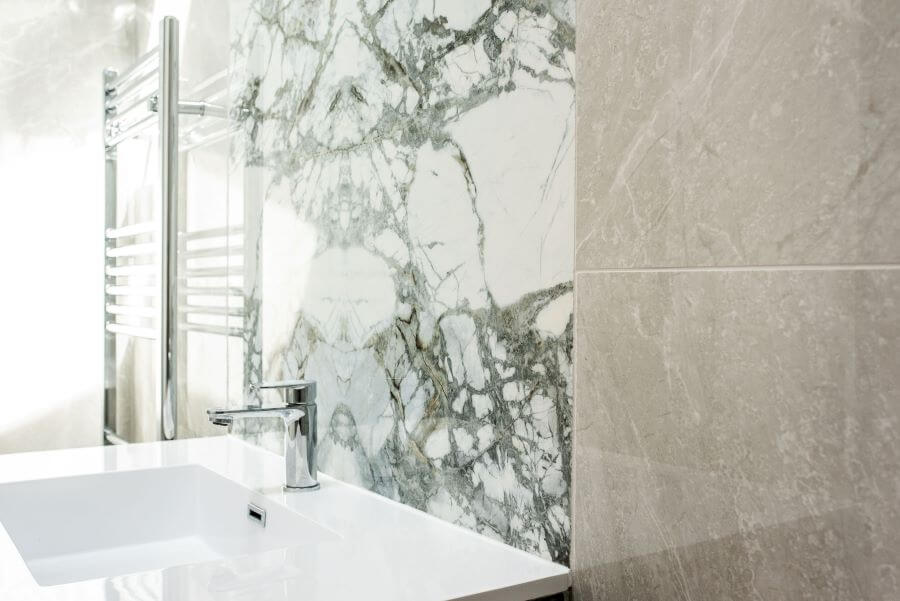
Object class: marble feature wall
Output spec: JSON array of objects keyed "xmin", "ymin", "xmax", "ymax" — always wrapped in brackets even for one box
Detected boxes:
[
  {"xmin": 573, "ymin": 1, "xmax": 900, "ymax": 599},
  {"xmin": 231, "ymin": 0, "xmax": 575, "ymax": 561}
]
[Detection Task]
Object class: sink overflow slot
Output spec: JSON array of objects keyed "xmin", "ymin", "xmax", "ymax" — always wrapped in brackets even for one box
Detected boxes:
[{"xmin": 247, "ymin": 503, "xmax": 267, "ymax": 527}]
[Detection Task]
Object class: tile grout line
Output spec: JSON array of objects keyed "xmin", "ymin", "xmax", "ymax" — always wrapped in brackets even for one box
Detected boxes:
[
  {"xmin": 574, "ymin": 263, "xmax": 900, "ymax": 274},
  {"xmin": 569, "ymin": 258, "xmax": 579, "ymax": 571}
]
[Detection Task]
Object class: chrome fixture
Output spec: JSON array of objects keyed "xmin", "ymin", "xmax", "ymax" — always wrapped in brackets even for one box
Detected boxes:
[
  {"xmin": 102, "ymin": 17, "xmax": 246, "ymax": 446},
  {"xmin": 207, "ymin": 381, "xmax": 320, "ymax": 491},
  {"xmin": 147, "ymin": 95, "xmax": 227, "ymax": 118},
  {"xmin": 158, "ymin": 15, "xmax": 179, "ymax": 444},
  {"xmin": 247, "ymin": 503, "xmax": 267, "ymax": 527},
  {"xmin": 102, "ymin": 17, "xmax": 180, "ymax": 444}
]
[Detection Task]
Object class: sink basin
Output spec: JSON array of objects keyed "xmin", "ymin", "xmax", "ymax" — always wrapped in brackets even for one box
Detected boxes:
[{"xmin": 0, "ymin": 464, "xmax": 338, "ymax": 586}]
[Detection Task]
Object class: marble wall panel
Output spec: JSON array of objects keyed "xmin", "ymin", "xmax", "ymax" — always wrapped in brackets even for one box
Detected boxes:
[{"xmin": 230, "ymin": 0, "xmax": 575, "ymax": 562}]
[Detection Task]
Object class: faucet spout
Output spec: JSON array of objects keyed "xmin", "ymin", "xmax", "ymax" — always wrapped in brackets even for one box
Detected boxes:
[
  {"xmin": 206, "ymin": 405, "xmax": 304, "ymax": 423},
  {"xmin": 206, "ymin": 380, "xmax": 319, "ymax": 491}
]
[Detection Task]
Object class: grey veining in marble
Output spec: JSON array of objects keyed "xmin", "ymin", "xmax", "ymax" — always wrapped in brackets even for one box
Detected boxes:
[
  {"xmin": 230, "ymin": 0, "xmax": 575, "ymax": 561},
  {"xmin": 572, "ymin": 270, "xmax": 900, "ymax": 600},
  {"xmin": 576, "ymin": 0, "xmax": 900, "ymax": 269}
]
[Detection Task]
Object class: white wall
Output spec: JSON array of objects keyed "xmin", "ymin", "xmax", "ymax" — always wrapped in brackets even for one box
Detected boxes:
[{"xmin": 0, "ymin": 0, "xmax": 135, "ymax": 453}]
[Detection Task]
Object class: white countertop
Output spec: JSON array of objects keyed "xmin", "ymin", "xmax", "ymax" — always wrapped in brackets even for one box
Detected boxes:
[{"xmin": 0, "ymin": 436, "xmax": 569, "ymax": 600}]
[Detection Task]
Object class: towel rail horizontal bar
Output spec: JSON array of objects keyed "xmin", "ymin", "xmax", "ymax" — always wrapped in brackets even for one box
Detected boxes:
[
  {"xmin": 106, "ymin": 72, "xmax": 157, "ymax": 113},
  {"xmin": 180, "ymin": 127, "xmax": 238, "ymax": 153},
  {"xmin": 106, "ymin": 46, "xmax": 158, "ymax": 93},
  {"xmin": 184, "ymin": 68, "xmax": 229, "ymax": 97},
  {"xmin": 106, "ymin": 285, "xmax": 157, "ymax": 297},
  {"xmin": 180, "ymin": 117, "xmax": 221, "ymax": 141},
  {"xmin": 179, "ymin": 322, "xmax": 244, "ymax": 337},
  {"xmin": 106, "ymin": 242, "xmax": 156, "ymax": 258},
  {"xmin": 182, "ymin": 265, "xmax": 243, "ymax": 278},
  {"xmin": 107, "ymin": 93, "xmax": 156, "ymax": 132},
  {"xmin": 106, "ymin": 304, "xmax": 156, "ymax": 318},
  {"xmin": 181, "ymin": 225, "xmax": 243, "ymax": 241},
  {"xmin": 182, "ymin": 245, "xmax": 243, "ymax": 259},
  {"xmin": 105, "ymin": 112, "xmax": 157, "ymax": 147},
  {"xmin": 106, "ymin": 322, "xmax": 158, "ymax": 339},
  {"xmin": 106, "ymin": 222, "xmax": 156, "ymax": 239},
  {"xmin": 107, "ymin": 264, "xmax": 156, "ymax": 277},
  {"xmin": 179, "ymin": 305, "xmax": 244, "ymax": 317},
  {"xmin": 181, "ymin": 286, "xmax": 244, "ymax": 297}
]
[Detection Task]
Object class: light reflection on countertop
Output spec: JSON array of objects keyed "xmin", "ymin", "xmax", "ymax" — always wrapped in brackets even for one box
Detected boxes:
[{"xmin": 0, "ymin": 436, "xmax": 568, "ymax": 600}]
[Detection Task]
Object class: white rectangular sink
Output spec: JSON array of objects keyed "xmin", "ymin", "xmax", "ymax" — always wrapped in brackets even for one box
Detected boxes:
[
  {"xmin": 0, "ymin": 438, "xmax": 570, "ymax": 600},
  {"xmin": 0, "ymin": 464, "xmax": 338, "ymax": 586}
]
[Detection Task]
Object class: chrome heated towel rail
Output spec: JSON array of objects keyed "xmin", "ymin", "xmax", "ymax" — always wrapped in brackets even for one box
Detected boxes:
[
  {"xmin": 103, "ymin": 17, "xmax": 179, "ymax": 444},
  {"xmin": 103, "ymin": 16, "xmax": 246, "ymax": 445}
]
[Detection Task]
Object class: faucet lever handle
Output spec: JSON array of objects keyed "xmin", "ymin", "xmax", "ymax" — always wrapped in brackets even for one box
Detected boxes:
[{"xmin": 251, "ymin": 380, "xmax": 316, "ymax": 406}]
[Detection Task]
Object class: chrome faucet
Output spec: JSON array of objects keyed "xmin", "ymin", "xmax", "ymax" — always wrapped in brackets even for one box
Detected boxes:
[{"xmin": 207, "ymin": 380, "xmax": 319, "ymax": 491}]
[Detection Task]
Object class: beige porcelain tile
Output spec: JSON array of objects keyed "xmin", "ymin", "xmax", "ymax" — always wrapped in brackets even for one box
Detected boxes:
[
  {"xmin": 575, "ymin": 0, "xmax": 900, "ymax": 269},
  {"xmin": 572, "ymin": 269, "xmax": 900, "ymax": 600}
]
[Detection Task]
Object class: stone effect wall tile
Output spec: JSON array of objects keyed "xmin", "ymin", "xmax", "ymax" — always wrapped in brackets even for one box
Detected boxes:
[
  {"xmin": 576, "ymin": 0, "xmax": 900, "ymax": 270},
  {"xmin": 573, "ymin": 1, "xmax": 900, "ymax": 597},
  {"xmin": 572, "ymin": 270, "xmax": 900, "ymax": 600}
]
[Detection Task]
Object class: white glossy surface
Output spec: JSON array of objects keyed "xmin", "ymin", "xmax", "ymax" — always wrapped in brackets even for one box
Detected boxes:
[
  {"xmin": 0, "ymin": 436, "xmax": 569, "ymax": 600},
  {"xmin": 0, "ymin": 465, "xmax": 338, "ymax": 585}
]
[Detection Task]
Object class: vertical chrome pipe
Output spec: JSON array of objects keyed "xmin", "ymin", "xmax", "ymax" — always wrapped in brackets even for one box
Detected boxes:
[
  {"xmin": 159, "ymin": 17, "xmax": 179, "ymax": 440},
  {"xmin": 103, "ymin": 68, "xmax": 119, "ymax": 445}
]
